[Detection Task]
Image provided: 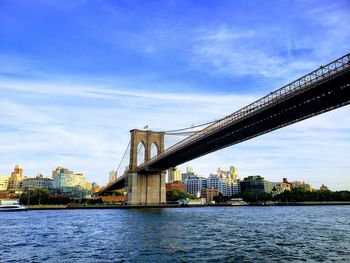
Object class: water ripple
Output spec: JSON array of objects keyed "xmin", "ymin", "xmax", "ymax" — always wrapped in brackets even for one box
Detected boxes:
[{"xmin": 0, "ymin": 206, "xmax": 350, "ymax": 262}]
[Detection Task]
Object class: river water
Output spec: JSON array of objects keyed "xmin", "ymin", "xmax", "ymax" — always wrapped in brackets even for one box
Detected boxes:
[{"xmin": 0, "ymin": 206, "xmax": 349, "ymax": 262}]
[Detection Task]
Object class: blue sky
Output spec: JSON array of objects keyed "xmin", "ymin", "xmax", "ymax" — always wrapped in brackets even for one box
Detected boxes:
[{"xmin": 0, "ymin": 0, "xmax": 349, "ymax": 189}]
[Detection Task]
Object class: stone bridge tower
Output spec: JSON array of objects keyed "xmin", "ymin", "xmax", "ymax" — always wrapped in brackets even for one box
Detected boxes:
[{"xmin": 127, "ymin": 129, "xmax": 166, "ymax": 205}]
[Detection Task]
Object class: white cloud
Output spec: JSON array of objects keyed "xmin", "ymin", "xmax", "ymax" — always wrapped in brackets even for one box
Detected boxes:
[{"xmin": 190, "ymin": 7, "xmax": 350, "ymax": 83}]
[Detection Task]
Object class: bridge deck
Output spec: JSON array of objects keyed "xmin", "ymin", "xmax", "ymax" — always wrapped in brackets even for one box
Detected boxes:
[
  {"xmin": 99, "ymin": 53, "xmax": 350, "ymax": 194},
  {"xmin": 137, "ymin": 53, "xmax": 350, "ymax": 173}
]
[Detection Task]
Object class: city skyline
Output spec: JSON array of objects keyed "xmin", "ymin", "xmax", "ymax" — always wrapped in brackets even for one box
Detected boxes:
[
  {"xmin": 0, "ymin": 163, "xmax": 340, "ymax": 192},
  {"xmin": 1, "ymin": 0, "xmax": 350, "ymax": 190}
]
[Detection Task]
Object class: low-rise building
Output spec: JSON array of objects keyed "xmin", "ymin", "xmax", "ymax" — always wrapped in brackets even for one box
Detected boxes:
[
  {"xmin": 240, "ymin": 175, "xmax": 272, "ymax": 194},
  {"xmin": 291, "ymin": 180, "xmax": 313, "ymax": 191},
  {"xmin": 166, "ymin": 181, "xmax": 186, "ymax": 192},
  {"xmin": 201, "ymin": 188, "xmax": 219, "ymax": 203},
  {"xmin": 21, "ymin": 174, "xmax": 55, "ymax": 191},
  {"xmin": 271, "ymin": 179, "xmax": 291, "ymax": 195}
]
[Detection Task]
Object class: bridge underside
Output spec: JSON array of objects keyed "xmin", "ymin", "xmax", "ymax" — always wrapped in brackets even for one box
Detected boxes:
[
  {"xmin": 100, "ymin": 56, "xmax": 350, "ymax": 201},
  {"xmin": 139, "ymin": 69, "xmax": 350, "ymax": 173},
  {"xmin": 97, "ymin": 175, "xmax": 126, "ymax": 196}
]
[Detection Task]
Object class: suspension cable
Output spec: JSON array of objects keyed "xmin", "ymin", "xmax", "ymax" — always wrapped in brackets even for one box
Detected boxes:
[
  {"xmin": 165, "ymin": 131, "xmax": 199, "ymax": 136},
  {"xmin": 116, "ymin": 140, "xmax": 131, "ymax": 175},
  {"xmin": 162, "ymin": 119, "xmax": 217, "ymax": 133}
]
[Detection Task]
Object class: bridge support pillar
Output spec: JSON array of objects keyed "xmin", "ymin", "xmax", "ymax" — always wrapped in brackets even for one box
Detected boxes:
[
  {"xmin": 127, "ymin": 171, "xmax": 166, "ymax": 205},
  {"xmin": 126, "ymin": 129, "xmax": 166, "ymax": 205}
]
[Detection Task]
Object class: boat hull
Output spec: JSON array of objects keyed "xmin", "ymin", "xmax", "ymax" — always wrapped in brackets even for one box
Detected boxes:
[{"xmin": 0, "ymin": 206, "xmax": 28, "ymax": 212}]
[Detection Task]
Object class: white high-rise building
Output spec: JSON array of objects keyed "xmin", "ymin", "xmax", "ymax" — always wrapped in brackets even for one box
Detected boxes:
[
  {"xmin": 207, "ymin": 167, "xmax": 240, "ymax": 196},
  {"xmin": 207, "ymin": 173, "xmax": 229, "ymax": 196},
  {"xmin": 184, "ymin": 176, "xmax": 207, "ymax": 196}
]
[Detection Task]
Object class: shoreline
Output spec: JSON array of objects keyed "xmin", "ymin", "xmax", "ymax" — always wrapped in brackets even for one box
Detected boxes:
[{"xmin": 24, "ymin": 201, "xmax": 350, "ymax": 210}]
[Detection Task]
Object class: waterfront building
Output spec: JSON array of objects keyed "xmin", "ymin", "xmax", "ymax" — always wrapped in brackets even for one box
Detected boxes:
[
  {"xmin": 271, "ymin": 178, "xmax": 292, "ymax": 195},
  {"xmin": 8, "ymin": 165, "xmax": 26, "ymax": 192},
  {"xmin": 167, "ymin": 167, "xmax": 182, "ymax": 183},
  {"xmin": 184, "ymin": 176, "xmax": 207, "ymax": 196},
  {"xmin": 52, "ymin": 167, "xmax": 90, "ymax": 198},
  {"xmin": 291, "ymin": 180, "xmax": 313, "ymax": 191},
  {"xmin": 207, "ymin": 167, "xmax": 240, "ymax": 196},
  {"xmin": 207, "ymin": 173, "xmax": 229, "ymax": 196},
  {"xmin": 109, "ymin": 170, "xmax": 117, "ymax": 182},
  {"xmin": 56, "ymin": 186, "xmax": 91, "ymax": 199},
  {"xmin": 201, "ymin": 188, "xmax": 219, "ymax": 203},
  {"xmin": 181, "ymin": 166, "xmax": 195, "ymax": 181},
  {"xmin": 227, "ymin": 166, "xmax": 241, "ymax": 195},
  {"xmin": 166, "ymin": 181, "xmax": 186, "ymax": 192},
  {"xmin": 21, "ymin": 174, "xmax": 55, "ymax": 191},
  {"xmin": 52, "ymin": 167, "xmax": 86, "ymax": 188},
  {"xmin": 240, "ymin": 175, "xmax": 273, "ymax": 194},
  {"xmin": 0, "ymin": 175, "xmax": 9, "ymax": 191}
]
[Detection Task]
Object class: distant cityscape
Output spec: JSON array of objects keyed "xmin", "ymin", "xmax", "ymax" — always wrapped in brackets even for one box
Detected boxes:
[
  {"xmin": 164, "ymin": 166, "xmax": 329, "ymax": 204},
  {"xmin": 0, "ymin": 165, "xmax": 98, "ymax": 199},
  {"xmin": 0, "ymin": 164, "xmax": 330, "ymax": 204}
]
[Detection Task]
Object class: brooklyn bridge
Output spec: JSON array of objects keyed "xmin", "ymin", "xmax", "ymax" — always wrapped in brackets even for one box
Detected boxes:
[{"xmin": 98, "ymin": 53, "xmax": 350, "ymax": 205}]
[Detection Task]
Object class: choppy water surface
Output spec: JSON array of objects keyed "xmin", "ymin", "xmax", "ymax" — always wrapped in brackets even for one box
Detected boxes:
[{"xmin": 1, "ymin": 206, "xmax": 350, "ymax": 262}]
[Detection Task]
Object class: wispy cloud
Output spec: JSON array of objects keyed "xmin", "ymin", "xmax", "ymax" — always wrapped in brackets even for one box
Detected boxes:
[
  {"xmin": 190, "ymin": 26, "xmax": 314, "ymax": 80},
  {"xmin": 0, "ymin": 76, "xmax": 349, "ymax": 190},
  {"xmin": 189, "ymin": 5, "xmax": 350, "ymax": 82}
]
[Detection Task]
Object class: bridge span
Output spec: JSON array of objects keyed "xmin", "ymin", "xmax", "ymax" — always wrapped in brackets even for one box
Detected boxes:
[{"xmin": 98, "ymin": 53, "xmax": 350, "ymax": 203}]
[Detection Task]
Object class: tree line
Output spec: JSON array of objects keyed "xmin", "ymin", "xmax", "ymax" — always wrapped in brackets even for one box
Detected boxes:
[
  {"xmin": 19, "ymin": 188, "xmax": 103, "ymax": 205},
  {"xmin": 214, "ymin": 189, "xmax": 350, "ymax": 203}
]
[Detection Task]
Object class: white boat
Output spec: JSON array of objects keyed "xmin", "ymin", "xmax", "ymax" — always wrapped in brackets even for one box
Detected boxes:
[
  {"xmin": 0, "ymin": 199, "xmax": 27, "ymax": 212},
  {"xmin": 226, "ymin": 198, "xmax": 248, "ymax": 206}
]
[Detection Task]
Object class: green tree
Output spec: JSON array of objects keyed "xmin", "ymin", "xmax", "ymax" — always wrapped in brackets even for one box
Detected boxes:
[
  {"xmin": 241, "ymin": 192, "xmax": 257, "ymax": 202},
  {"xmin": 47, "ymin": 195, "xmax": 71, "ymax": 205},
  {"xmin": 19, "ymin": 188, "xmax": 49, "ymax": 205},
  {"xmin": 274, "ymin": 189, "xmax": 350, "ymax": 202},
  {"xmin": 166, "ymin": 189, "xmax": 194, "ymax": 202},
  {"xmin": 213, "ymin": 193, "xmax": 231, "ymax": 203}
]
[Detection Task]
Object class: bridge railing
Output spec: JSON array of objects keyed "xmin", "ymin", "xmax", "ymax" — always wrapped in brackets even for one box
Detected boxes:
[{"xmin": 138, "ymin": 53, "xmax": 350, "ymax": 171}]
